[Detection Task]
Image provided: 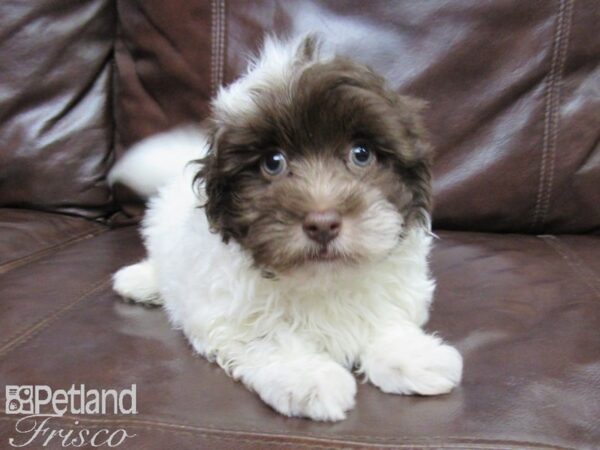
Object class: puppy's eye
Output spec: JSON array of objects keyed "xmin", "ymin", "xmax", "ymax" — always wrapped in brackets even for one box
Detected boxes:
[
  {"xmin": 260, "ymin": 151, "xmax": 288, "ymax": 177},
  {"xmin": 349, "ymin": 145, "xmax": 374, "ymax": 167}
]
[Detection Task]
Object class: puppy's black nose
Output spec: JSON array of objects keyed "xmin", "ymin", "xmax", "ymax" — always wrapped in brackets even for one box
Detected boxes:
[{"xmin": 303, "ymin": 210, "xmax": 341, "ymax": 245}]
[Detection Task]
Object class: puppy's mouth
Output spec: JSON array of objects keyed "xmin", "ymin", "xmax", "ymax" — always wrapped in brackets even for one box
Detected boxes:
[
  {"xmin": 303, "ymin": 243, "xmax": 359, "ymax": 265},
  {"xmin": 308, "ymin": 246, "xmax": 341, "ymax": 262}
]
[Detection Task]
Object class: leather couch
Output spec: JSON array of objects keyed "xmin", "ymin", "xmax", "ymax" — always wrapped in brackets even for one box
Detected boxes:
[{"xmin": 1, "ymin": 1, "xmax": 599, "ymax": 449}]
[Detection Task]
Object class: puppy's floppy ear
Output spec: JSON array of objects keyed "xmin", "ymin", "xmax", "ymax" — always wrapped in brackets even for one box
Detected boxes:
[
  {"xmin": 393, "ymin": 95, "xmax": 434, "ymax": 229},
  {"xmin": 193, "ymin": 124, "xmax": 235, "ymax": 242}
]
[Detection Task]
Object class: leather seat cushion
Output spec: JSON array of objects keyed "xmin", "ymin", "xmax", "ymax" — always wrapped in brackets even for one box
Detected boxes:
[{"xmin": 1, "ymin": 225, "xmax": 598, "ymax": 449}]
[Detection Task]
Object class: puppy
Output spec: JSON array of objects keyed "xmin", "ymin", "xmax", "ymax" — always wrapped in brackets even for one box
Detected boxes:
[{"xmin": 110, "ymin": 35, "xmax": 462, "ymax": 421}]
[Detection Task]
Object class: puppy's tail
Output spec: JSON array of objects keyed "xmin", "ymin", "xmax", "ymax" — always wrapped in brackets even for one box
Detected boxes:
[{"xmin": 108, "ymin": 126, "xmax": 209, "ymax": 198}]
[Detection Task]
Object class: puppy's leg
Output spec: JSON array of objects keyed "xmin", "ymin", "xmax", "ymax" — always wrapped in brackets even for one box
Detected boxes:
[
  {"xmin": 208, "ymin": 332, "xmax": 356, "ymax": 421},
  {"xmin": 112, "ymin": 259, "xmax": 163, "ymax": 306},
  {"xmin": 360, "ymin": 322, "xmax": 462, "ymax": 396}
]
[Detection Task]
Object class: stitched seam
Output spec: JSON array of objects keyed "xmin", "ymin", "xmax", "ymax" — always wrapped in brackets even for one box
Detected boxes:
[
  {"xmin": 532, "ymin": 0, "xmax": 562, "ymax": 229},
  {"xmin": 210, "ymin": 0, "xmax": 217, "ymax": 96},
  {"xmin": 532, "ymin": 0, "xmax": 564, "ymax": 229},
  {"xmin": 536, "ymin": 0, "xmax": 563, "ymax": 227},
  {"xmin": 540, "ymin": 235, "xmax": 600, "ymax": 296},
  {"xmin": 0, "ymin": 228, "xmax": 106, "ymax": 276},
  {"xmin": 532, "ymin": 0, "xmax": 572, "ymax": 230},
  {"xmin": 539, "ymin": 235, "xmax": 600, "ymax": 298},
  {"xmin": 539, "ymin": 0, "xmax": 574, "ymax": 226},
  {"xmin": 218, "ymin": 0, "xmax": 226, "ymax": 89},
  {"xmin": 210, "ymin": 0, "xmax": 226, "ymax": 97},
  {"xmin": 0, "ymin": 415, "xmax": 574, "ymax": 449},
  {"xmin": 0, "ymin": 278, "xmax": 111, "ymax": 358},
  {"xmin": 532, "ymin": 0, "xmax": 563, "ymax": 230},
  {"xmin": 0, "ymin": 273, "xmax": 105, "ymax": 349}
]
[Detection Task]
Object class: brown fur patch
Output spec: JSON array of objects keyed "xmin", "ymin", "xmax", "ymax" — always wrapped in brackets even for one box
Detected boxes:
[{"xmin": 195, "ymin": 44, "xmax": 432, "ymax": 273}]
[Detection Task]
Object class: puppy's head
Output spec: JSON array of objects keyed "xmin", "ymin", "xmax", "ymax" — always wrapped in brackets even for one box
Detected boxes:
[{"xmin": 196, "ymin": 35, "xmax": 432, "ymax": 274}]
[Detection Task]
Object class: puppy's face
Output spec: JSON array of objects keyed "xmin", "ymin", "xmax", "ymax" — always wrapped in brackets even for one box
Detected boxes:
[{"xmin": 197, "ymin": 37, "xmax": 432, "ymax": 274}]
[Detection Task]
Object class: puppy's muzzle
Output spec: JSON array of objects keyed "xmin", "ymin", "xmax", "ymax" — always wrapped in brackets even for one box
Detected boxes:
[{"xmin": 302, "ymin": 210, "xmax": 342, "ymax": 246}]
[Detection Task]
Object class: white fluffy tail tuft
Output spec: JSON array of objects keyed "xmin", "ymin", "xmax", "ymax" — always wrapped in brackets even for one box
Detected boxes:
[{"xmin": 108, "ymin": 126, "xmax": 209, "ymax": 198}]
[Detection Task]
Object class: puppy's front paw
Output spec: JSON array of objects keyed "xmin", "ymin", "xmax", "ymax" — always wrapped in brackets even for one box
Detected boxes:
[
  {"xmin": 251, "ymin": 361, "xmax": 356, "ymax": 421},
  {"xmin": 364, "ymin": 336, "xmax": 463, "ymax": 396},
  {"xmin": 113, "ymin": 260, "xmax": 163, "ymax": 306}
]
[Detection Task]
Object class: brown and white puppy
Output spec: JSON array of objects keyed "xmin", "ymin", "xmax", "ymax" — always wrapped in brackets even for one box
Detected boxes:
[{"xmin": 111, "ymin": 34, "xmax": 462, "ymax": 421}]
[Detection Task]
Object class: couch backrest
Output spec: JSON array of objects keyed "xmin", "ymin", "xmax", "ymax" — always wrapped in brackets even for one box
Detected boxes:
[
  {"xmin": 0, "ymin": 0, "xmax": 116, "ymax": 219},
  {"xmin": 2, "ymin": 0, "xmax": 599, "ymax": 233}
]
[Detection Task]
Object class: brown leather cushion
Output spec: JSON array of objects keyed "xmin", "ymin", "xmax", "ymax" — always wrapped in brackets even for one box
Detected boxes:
[
  {"xmin": 0, "ymin": 0, "xmax": 115, "ymax": 218},
  {"xmin": 114, "ymin": 0, "xmax": 600, "ymax": 234},
  {"xmin": 0, "ymin": 209, "xmax": 105, "ymax": 274},
  {"xmin": 2, "ymin": 1, "xmax": 598, "ymax": 231},
  {"xmin": 1, "ymin": 225, "xmax": 598, "ymax": 449}
]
